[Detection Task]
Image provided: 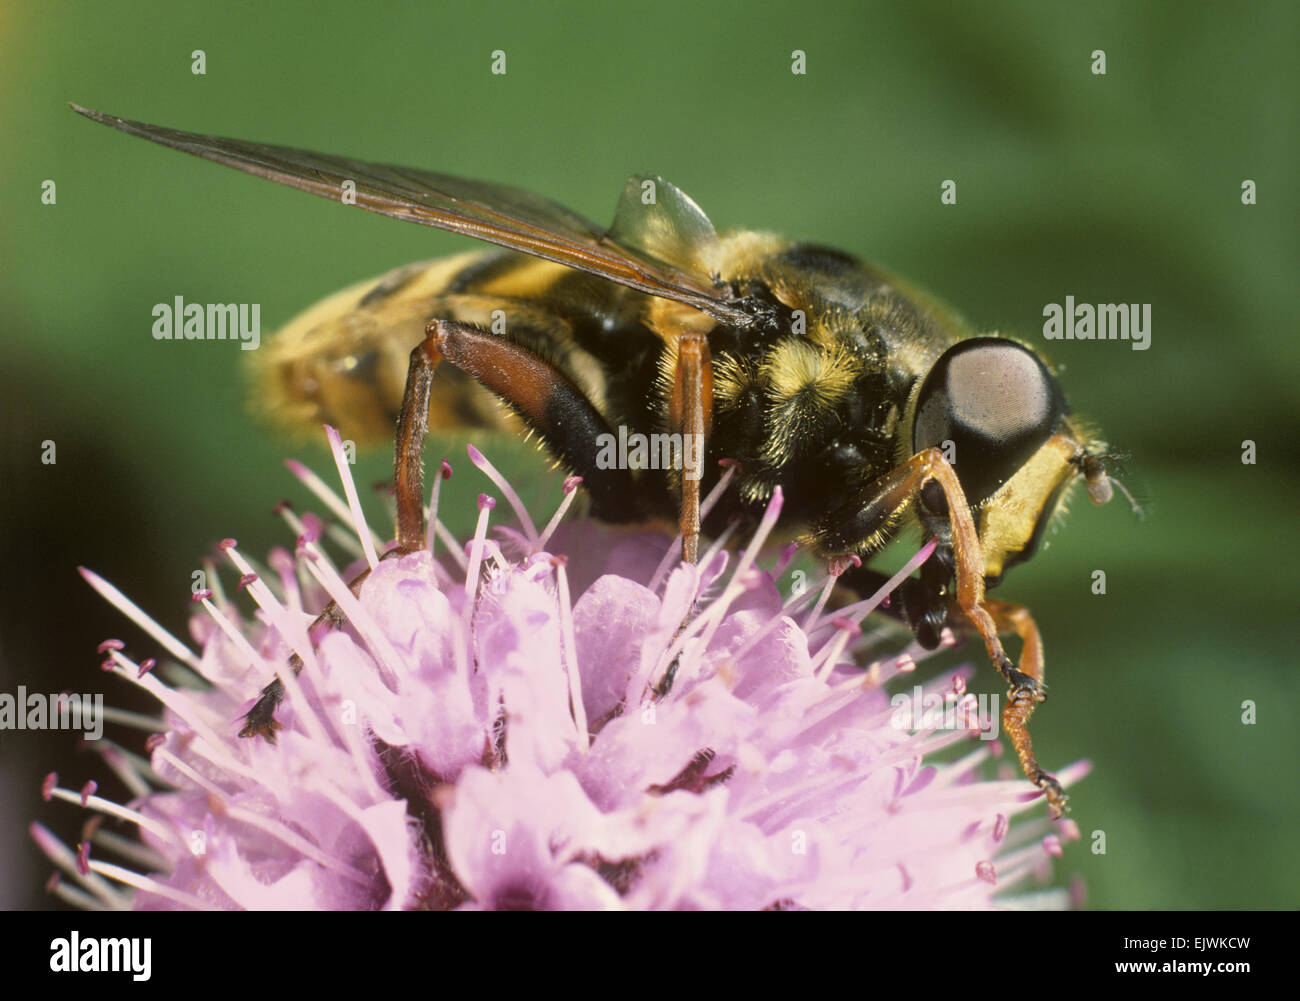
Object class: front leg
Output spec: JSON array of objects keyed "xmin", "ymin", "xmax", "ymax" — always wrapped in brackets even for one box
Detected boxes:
[
  {"xmin": 815, "ymin": 447, "xmax": 1066, "ymax": 816},
  {"xmin": 983, "ymin": 598, "xmax": 1067, "ymax": 817}
]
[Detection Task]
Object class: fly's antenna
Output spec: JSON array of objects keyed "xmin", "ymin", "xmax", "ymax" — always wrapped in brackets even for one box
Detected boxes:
[{"xmin": 1096, "ymin": 450, "xmax": 1148, "ymax": 520}]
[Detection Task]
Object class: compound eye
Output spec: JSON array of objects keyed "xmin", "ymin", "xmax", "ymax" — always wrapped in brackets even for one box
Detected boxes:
[{"xmin": 912, "ymin": 338, "xmax": 1067, "ymax": 504}]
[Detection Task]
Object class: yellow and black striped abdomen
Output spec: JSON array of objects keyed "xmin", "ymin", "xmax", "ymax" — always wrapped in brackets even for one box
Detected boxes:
[{"xmin": 254, "ymin": 250, "xmax": 663, "ymax": 447}]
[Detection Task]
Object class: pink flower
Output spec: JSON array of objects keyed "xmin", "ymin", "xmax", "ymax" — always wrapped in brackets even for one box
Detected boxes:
[{"xmin": 34, "ymin": 430, "xmax": 1087, "ymax": 910}]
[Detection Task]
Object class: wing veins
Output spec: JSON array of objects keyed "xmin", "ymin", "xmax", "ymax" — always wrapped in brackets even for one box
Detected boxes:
[{"xmin": 71, "ymin": 105, "xmax": 752, "ymax": 326}]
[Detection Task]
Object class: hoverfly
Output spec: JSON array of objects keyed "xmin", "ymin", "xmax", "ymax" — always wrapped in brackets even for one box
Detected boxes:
[{"xmin": 74, "ymin": 105, "xmax": 1122, "ymax": 818}]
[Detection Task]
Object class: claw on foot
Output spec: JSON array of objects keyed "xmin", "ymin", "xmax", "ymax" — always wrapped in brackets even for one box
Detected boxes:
[
  {"xmin": 1004, "ymin": 667, "xmax": 1045, "ymax": 702},
  {"xmin": 996, "ymin": 659, "xmax": 1065, "ymax": 817},
  {"xmin": 1033, "ymin": 769, "xmax": 1069, "ymax": 819}
]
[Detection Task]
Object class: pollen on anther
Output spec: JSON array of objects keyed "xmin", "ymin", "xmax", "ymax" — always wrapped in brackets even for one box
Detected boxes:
[
  {"xmin": 42, "ymin": 773, "xmax": 57, "ymax": 801},
  {"xmin": 79, "ymin": 781, "xmax": 98, "ymax": 808},
  {"xmin": 137, "ymin": 658, "xmax": 156, "ymax": 678},
  {"xmin": 97, "ymin": 639, "xmax": 125, "ymax": 654},
  {"xmin": 975, "ymin": 860, "xmax": 997, "ymax": 885},
  {"xmin": 238, "ymin": 573, "xmax": 258, "ymax": 591}
]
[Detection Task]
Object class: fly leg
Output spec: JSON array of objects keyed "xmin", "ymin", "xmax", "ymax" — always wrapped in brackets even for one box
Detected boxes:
[
  {"xmin": 645, "ymin": 332, "xmax": 716, "ymax": 701},
  {"xmin": 239, "ymin": 332, "xmax": 445, "ymax": 740},
  {"xmin": 667, "ymin": 331, "xmax": 713, "ymax": 564},
  {"xmin": 982, "ymin": 598, "xmax": 1067, "ymax": 817},
  {"xmin": 241, "ymin": 318, "xmax": 642, "ymax": 738},
  {"xmin": 816, "ymin": 447, "xmax": 1066, "ymax": 816}
]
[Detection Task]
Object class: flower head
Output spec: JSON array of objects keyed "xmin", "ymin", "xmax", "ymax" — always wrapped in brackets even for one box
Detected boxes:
[{"xmin": 35, "ymin": 431, "xmax": 1086, "ymax": 910}]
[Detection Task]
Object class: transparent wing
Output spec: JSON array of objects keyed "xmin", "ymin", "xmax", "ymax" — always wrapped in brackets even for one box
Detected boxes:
[{"xmin": 71, "ymin": 105, "xmax": 751, "ymax": 327}]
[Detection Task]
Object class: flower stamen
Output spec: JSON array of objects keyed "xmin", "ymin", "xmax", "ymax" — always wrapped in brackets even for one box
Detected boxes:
[{"xmin": 469, "ymin": 444, "xmax": 538, "ymax": 545}]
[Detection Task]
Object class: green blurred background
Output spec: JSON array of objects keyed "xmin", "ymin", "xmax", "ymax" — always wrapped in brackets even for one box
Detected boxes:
[{"xmin": 2, "ymin": 0, "xmax": 1296, "ymax": 909}]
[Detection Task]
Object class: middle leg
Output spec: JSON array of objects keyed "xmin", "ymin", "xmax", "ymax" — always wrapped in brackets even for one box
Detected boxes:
[{"xmin": 666, "ymin": 331, "xmax": 713, "ymax": 564}]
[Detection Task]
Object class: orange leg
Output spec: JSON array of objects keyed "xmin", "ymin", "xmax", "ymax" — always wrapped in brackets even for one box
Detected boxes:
[
  {"xmin": 984, "ymin": 598, "xmax": 1066, "ymax": 817},
  {"xmin": 241, "ymin": 329, "xmax": 445, "ymax": 739},
  {"xmin": 822, "ymin": 447, "xmax": 1066, "ymax": 816},
  {"xmin": 825, "ymin": 449, "xmax": 1009, "ymax": 665},
  {"xmin": 243, "ymin": 318, "xmax": 646, "ymax": 738},
  {"xmin": 667, "ymin": 332, "xmax": 713, "ymax": 564}
]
